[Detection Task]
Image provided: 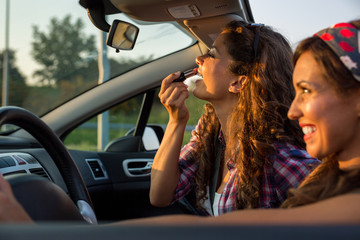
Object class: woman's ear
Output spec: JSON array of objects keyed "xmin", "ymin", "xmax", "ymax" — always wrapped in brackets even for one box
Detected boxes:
[{"xmin": 229, "ymin": 75, "xmax": 248, "ymax": 93}]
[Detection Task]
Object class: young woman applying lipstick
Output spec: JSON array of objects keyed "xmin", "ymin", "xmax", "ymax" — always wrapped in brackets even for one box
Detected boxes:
[{"xmin": 149, "ymin": 20, "xmax": 319, "ymax": 216}]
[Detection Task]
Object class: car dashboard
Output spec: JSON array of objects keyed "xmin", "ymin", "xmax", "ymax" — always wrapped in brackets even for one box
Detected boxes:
[{"xmin": 0, "ymin": 133, "xmax": 184, "ymax": 222}]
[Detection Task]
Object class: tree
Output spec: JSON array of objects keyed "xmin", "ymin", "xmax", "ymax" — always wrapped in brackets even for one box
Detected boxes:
[
  {"xmin": 31, "ymin": 15, "xmax": 97, "ymax": 87},
  {"xmin": 29, "ymin": 14, "xmax": 156, "ymax": 115},
  {"xmin": 0, "ymin": 49, "xmax": 29, "ymax": 107}
]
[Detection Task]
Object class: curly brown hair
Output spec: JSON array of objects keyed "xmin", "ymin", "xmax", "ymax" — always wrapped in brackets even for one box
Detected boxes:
[
  {"xmin": 191, "ymin": 20, "xmax": 305, "ymax": 209},
  {"xmin": 281, "ymin": 19, "xmax": 360, "ymax": 208}
]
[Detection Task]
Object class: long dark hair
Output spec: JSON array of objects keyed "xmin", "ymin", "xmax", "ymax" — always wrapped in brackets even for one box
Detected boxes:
[
  {"xmin": 281, "ymin": 19, "xmax": 360, "ymax": 208},
  {"xmin": 192, "ymin": 20, "xmax": 304, "ymax": 209}
]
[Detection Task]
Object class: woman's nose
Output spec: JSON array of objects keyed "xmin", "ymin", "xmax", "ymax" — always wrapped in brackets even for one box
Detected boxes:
[
  {"xmin": 287, "ymin": 98, "xmax": 302, "ymax": 120},
  {"xmin": 196, "ymin": 55, "xmax": 204, "ymax": 66}
]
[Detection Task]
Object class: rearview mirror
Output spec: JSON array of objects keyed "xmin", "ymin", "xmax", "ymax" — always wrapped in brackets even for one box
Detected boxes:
[{"xmin": 106, "ymin": 20, "xmax": 139, "ymax": 52}]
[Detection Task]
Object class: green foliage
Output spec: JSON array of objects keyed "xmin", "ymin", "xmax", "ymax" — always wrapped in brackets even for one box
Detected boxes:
[
  {"xmin": 149, "ymin": 91, "xmax": 206, "ymax": 125},
  {"xmin": 23, "ymin": 85, "xmax": 60, "ymax": 115},
  {"xmin": 109, "ymin": 93, "xmax": 143, "ymax": 116},
  {"xmin": 31, "ymin": 15, "xmax": 97, "ymax": 87},
  {"xmin": 186, "ymin": 93, "xmax": 207, "ymax": 125},
  {"xmin": 27, "ymin": 14, "xmax": 153, "ymax": 117},
  {"xmin": 30, "ymin": 14, "xmax": 154, "ymax": 88},
  {"xmin": 0, "ymin": 50, "xmax": 29, "ymax": 107}
]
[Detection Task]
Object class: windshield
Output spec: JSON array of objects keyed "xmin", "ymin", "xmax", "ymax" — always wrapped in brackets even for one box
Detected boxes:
[{"xmin": 0, "ymin": 0, "xmax": 195, "ymax": 117}]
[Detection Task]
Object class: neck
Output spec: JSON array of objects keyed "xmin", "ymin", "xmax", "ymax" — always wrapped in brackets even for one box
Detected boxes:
[
  {"xmin": 337, "ymin": 125, "xmax": 360, "ymax": 171},
  {"xmin": 338, "ymin": 157, "xmax": 360, "ymax": 171},
  {"xmin": 211, "ymin": 98, "xmax": 237, "ymax": 140}
]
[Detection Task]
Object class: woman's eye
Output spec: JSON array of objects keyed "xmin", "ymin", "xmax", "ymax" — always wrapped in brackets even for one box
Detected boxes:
[
  {"xmin": 301, "ymin": 87, "xmax": 310, "ymax": 94},
  {"xmin": 207, "ymin": 49, "xmax": 215, "ymax": 58}
]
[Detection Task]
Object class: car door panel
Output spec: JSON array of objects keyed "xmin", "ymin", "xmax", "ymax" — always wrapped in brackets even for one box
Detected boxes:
[{"xmin": 69, "ymin": 147, "xmax": 186, "ymax": 221}]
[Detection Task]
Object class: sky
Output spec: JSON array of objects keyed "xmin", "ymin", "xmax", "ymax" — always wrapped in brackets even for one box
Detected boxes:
[
  {"xmin": 1, "ymin": 0, "xmax": 360, "ymax": 84},
  {"xmin": 249, "ymin": 0, "xmax": 360, "ymax": 47}
]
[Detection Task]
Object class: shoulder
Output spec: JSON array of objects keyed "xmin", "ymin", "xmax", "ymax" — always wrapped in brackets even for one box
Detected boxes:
[
  {"xmin": 349, "ymin": 188, "xmax": 360, "ymax": 194},
  {"xmin": 288, "ymin": 191, "xmax": 360, "ymax": 223},
  {"xmin": 321, "ymin": 189, "xmax": 360, "ymax": 206},
  {"xmin": 217, "ymin": 191, "xmax": 360, "ymax": 225},
  {"xmin": 267, "ymin": 142, "xmax": 320, "ymax": 183},
  {"xmin": 271, "ymin": 142, "xmax": 320, "ymax": 167}
]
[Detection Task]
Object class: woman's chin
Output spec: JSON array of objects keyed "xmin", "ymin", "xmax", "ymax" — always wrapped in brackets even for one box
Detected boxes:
[{"xmin": 192, "ymin": 89, "xmax": 205, "ymax": 100}]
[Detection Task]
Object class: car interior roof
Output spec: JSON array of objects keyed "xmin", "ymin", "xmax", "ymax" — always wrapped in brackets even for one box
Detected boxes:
[
  {"xmin": 79, "ymin": 0, "xmax": 254, "ymax": 21},
  {"xmin": 79, "ymin": 0, "xmax": 254, "ymax": 48}
]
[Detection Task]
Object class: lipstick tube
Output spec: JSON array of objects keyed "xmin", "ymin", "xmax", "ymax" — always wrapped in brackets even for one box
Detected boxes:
[{"xmin": 172, "ymin": 69, "xmax": 197, "ymax": 82}]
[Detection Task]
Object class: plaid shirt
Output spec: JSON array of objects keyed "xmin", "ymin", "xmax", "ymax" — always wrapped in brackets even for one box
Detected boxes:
[{"xmin": 173, "ymin": 127, "xmax": 320, "ymax": 216}]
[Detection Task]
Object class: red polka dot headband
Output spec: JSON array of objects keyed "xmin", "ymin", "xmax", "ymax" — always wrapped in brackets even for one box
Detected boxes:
[{"xmin": 315, "ymin": 23, "xmax": 360, "ymax": 81}]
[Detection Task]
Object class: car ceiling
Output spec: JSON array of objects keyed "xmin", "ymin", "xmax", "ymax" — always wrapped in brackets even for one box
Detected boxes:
[
  {"xmin": 79, "ymin": 0, "xmax": 254, "ymax": 48},
  {"xmin": 109, "ymin": 0, "xmax": 252, "ymax": 22}
]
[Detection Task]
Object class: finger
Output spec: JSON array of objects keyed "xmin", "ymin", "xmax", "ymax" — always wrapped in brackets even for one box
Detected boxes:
[
  {"xmin": 159, "ymin": 84, "xmax": 175, "ymax": 104},
  {"xmin": 160, "ymin": 85, "xmax": 188, "ymax": 106},
  {"xmin": 161, "ymin": 84, "xmax": 189, "ymax": 107},
  {"xmin": 159, "ymin": 80, "xmax": 188, "ymax": 103},
  {"xmin": 159, "ymin": 71, "xmax": 181, "ymax": 97},
  {"xmin": 172, "ymin": 89, "xmax": 189, "ymax": 105}
]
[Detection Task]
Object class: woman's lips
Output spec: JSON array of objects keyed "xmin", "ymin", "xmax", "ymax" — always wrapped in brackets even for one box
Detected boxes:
[{"xmin": 300, "ymin": 124, "xmax": 317, "ymax": 141}]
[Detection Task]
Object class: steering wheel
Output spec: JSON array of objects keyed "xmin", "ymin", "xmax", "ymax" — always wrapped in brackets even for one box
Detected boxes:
[{"xmin": 0, "ymin": 106, "xmax": 97, "ymax": 224}]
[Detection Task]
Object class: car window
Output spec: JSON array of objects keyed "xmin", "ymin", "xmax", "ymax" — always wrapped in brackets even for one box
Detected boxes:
[
  {"xmin": 0, "ymin": 0, "xmax": 195, "ymax": 132},
  {"xmin": 64, "ymin": 87, "xmax": 206, "ymax": 151},
  {"xmin": 147, "ymin": 88, "xmax": 206, "ymax": 147},
  {"xmin": 64, "ymin": 92, "xmax": 144, "ymax": 151}
]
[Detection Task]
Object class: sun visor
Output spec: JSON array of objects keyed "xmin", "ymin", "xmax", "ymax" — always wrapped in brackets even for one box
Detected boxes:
[{"xmin": 184, "ymin": 14, "xmax": 244, "ymax": 48}]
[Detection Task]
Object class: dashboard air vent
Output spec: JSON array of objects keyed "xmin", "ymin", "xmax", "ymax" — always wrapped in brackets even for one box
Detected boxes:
[
  {"xmin": 86, "ymin": 159, "xmax": 108, "ymax": 180},
  {"xmin": 29, "ymin": 168, "xmax": 50, "ymax": 180},
  {"xmin": 3, "ymin": 170, "xmax": 27, "ymax": 176}
]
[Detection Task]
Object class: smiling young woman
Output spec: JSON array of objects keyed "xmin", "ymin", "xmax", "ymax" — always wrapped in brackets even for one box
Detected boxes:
[{"xmin": 283, "ymin": 19, "xmax": 360, "ymax": 208}]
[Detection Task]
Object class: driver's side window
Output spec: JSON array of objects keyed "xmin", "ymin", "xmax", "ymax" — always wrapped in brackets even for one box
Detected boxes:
[
  {"xmin": 64, "ymin": 92, "xmax": 145, "ymax": 151},
  {"xmin": 64, "ymin": 88, "xmax": 205, "ymax": 152}
]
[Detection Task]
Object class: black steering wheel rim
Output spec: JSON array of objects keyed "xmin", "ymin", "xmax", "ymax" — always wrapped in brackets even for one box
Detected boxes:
[{"xmin": 0, "ymin": 106, "xmax": 96, "ymax": 223}]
